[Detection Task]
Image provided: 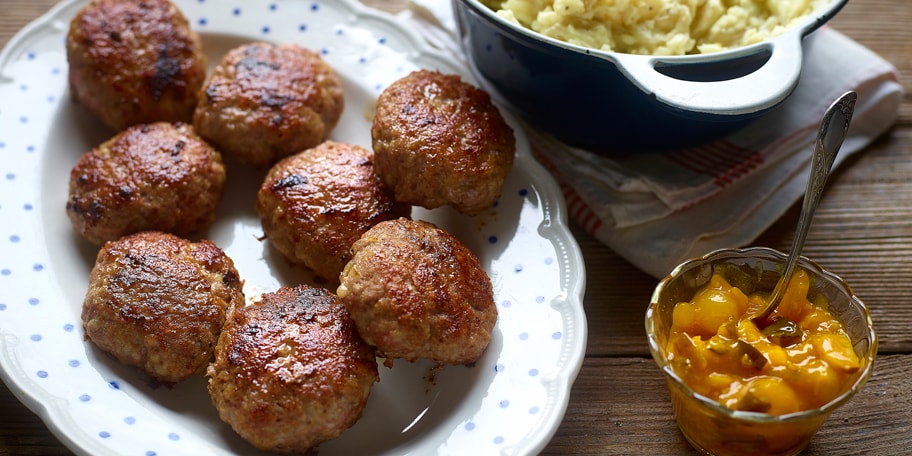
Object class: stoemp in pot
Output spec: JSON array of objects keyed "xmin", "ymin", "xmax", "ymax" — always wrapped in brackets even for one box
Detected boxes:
[{"xmin": 452, "ymin": 0, "xmax": 849, "ymax": 153}]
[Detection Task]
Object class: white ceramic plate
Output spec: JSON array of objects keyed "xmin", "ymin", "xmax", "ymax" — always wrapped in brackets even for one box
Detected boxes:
[{"xmin": 0, "ymin": 1, "xmax": 587, "ymax": 455}]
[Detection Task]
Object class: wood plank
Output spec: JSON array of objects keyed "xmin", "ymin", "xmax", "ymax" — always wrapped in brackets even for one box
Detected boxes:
[{"xmin": 542, "ymin": 354, "xmax": 912, "ymax": 455}]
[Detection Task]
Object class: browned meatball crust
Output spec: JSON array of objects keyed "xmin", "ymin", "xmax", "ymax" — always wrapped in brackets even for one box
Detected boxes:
[
  {"xmin": 66, "ymin": 122, "xmax": 227, "ymax": 245},
  {"xmin": 66, "ymin": 0, "xmax": 207, "ymax": 131},
  {"xmin": 82, "ymin": 231, "xmax": 244, "ymax": 383},
  {"xmin": 337, "ymin": 218, "xmax": 497, "ymax": 365},
  {"xmin": 207, "ymin": 285, "xmax": 378, "ymax": 453},
  {"xmin": 193, "ymin": 42, "xmax": 345, "ymax": 167},
  {"xmin": 371, "ymin": 70, "xmax": 515, "ymax": 215},
  {"xmin": 256, "ymin": 141, "xmax": 409, "ymax": 281}
]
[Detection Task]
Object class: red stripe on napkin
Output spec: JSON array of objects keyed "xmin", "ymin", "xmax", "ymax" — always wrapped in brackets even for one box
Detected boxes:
[
  {"xmin": 666, "ymin": 141, "xmax": 764, "ymax": 186},
  {"xmin": 561, "ymin": 182, "xmax": 602, "ymax": 234}
]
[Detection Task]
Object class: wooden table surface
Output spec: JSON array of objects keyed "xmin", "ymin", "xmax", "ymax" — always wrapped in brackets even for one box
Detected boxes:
[{"xmin": 2, "ymin": 0, "xmax": 910, "ymax": 454}]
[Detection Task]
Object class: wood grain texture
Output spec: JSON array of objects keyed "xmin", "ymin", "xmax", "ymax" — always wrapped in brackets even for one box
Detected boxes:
[
  {"xmin": 545, "ymin": 355, "xmax": 912, "ymax": 455},
  {"xmin": 2, "ymin": 0, "xmax": 910, "ymax": 454}
]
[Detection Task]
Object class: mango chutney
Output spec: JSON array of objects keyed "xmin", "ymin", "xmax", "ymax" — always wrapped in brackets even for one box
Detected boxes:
[
  {"xmin": 646, "ymin": 249, "xmax": 877, "ymax": 456},
  {"xmin": 666, "ymin": 268, "xmax": 862, "ymax": 416}
]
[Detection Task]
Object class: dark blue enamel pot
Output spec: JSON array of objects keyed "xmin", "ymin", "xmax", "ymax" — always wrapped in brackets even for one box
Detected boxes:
[{"xmin": 452, "ymin": 0, "xmax": 848, "ymax": 153}]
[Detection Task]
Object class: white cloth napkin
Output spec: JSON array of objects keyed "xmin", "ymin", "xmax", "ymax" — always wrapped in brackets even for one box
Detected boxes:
[{"xmin": 401, "ymin": 1, "xmax": 904, "ymax": 278}]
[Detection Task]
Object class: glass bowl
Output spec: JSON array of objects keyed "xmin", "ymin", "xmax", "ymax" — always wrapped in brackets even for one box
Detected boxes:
[{"xmin": 645, "ymin": 247, "xmax": 877, "ymax": 456}]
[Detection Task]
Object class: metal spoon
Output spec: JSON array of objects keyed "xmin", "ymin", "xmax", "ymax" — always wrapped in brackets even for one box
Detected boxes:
[{"xmin": 750, "ymin": 91, "xmax": 857, "ymax": 325}]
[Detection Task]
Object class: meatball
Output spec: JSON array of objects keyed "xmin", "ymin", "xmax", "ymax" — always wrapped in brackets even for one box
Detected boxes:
[
  {"xmin": 371, "ymin": 69, "xmax": 515, "ymax": 215},
  {"xmin": 81, "ymin": 231, "xmax": 244, "ymax": 384},
  {"xmin": 193, "ymin": 42, "xmax": 345, "ymax": 167},
  {"xmin": 66, "ymin": 122, "xmax": 227, "ymax": 245},
  {"xmin": 256, "ymin": 141, "xmax": 409, "ymax": 281},
  {"xmin": 337, "ymin": 218, "xmax": 497, "ymax": 365},
  {"xmin": 207, "ymin": 285, "xmax": 378, "ymax": 453},
  {"xmin": 66, "ymin": 0, "xmax": 207, "ymax": 131}
]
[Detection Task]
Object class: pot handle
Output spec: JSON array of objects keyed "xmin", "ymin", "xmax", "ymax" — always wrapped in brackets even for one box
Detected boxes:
[{"xmin": 614, "ymin": 32, "xmax": 802, "ymax": 115}]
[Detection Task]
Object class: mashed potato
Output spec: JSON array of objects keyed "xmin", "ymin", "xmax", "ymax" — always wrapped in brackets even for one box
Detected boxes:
[{"xmin": 481, "ymin": 0, "xmax": 828, "ymax": 55}]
